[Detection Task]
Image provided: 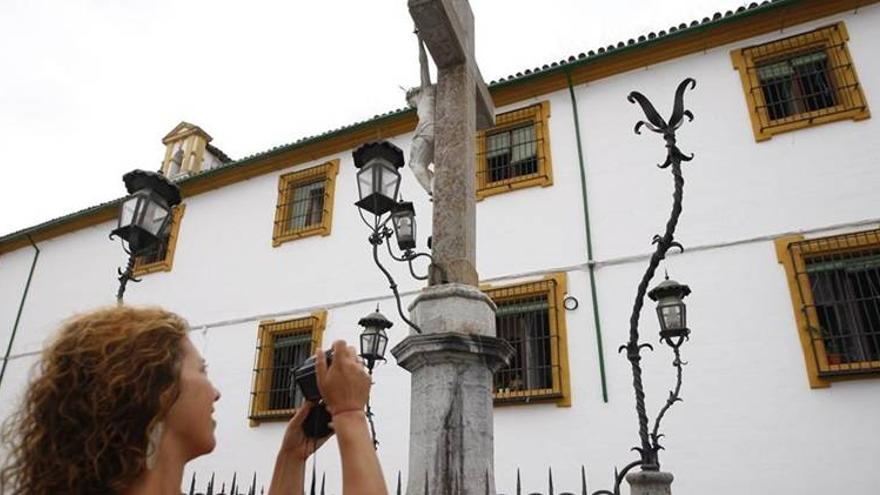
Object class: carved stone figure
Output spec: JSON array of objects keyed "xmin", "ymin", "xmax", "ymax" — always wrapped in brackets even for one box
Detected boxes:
[{"xmin": 406, "ymin": 32, "xmax": 435, "ymax": 197}]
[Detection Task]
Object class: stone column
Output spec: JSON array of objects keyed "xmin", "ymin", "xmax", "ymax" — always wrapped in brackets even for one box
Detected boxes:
[
  {"xmin": 626, "ymin": 471, "xmax": 674, "ymax": 495},
  {"xmin": 431, "ymin": 62, "xmax": 478, "ymax": 286},
  {"xmin": 391, "ymin": 284, "xmax": 514, "ymax": 495}
]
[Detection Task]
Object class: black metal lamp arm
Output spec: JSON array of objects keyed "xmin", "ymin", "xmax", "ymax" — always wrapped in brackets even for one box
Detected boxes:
[
  {"xmin": 369, "ymin": 231, "xmax": 423, "ymax": 334},
  {"xmin": 113, "ymin": 240, "xmax": 141, "ymax": 304},
  {"xmin": 650, "ymin": 346, "xmax": 685, "ymax": 455},
  {"xmin": 381, "ymin": 228, "xmax": 447, "ymax": 283}
]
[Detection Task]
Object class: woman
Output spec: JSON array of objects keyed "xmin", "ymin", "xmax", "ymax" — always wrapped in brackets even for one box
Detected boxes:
[{"xmin": 0, "ymin": 306, "xmax": 386, "ymax": 495}]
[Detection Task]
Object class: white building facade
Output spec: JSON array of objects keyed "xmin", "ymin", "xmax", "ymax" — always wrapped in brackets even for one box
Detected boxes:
[{"xmin": 2, "ymin": 1, "xmax": 879, "ymax": 493}]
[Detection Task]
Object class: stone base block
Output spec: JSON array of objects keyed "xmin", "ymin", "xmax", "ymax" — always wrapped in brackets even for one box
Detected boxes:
[
  {"xmin": 407, "ymin": 283, "xmax": 496, "ymax": 336},
  {"xmin": 626, "ymin": 471, "xmax": 674, "ymax": 495}
]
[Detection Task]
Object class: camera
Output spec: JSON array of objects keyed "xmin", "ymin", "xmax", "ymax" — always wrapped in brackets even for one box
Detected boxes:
[{"xmin": 291, "ymin": 350, "xmax": 333, "ymax": 438}]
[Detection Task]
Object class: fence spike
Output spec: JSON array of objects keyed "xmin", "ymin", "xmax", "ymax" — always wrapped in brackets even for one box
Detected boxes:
[
  {"xmin": 581, "ymin": 466, "xmax": 587, "ymax": 495},
  {"xmin": 397, "ymin": 471, "xmax": 402, "ymax": 495},
  {"xmin": 424, "ymin": 470, "xmax": 429, "ymax": 495},
  {"xmin": 309, "ymin": 463, "xmax": 317, "ymax": 495},
  {"xmin": 485, "ymin": 468, "xmax": 490, "ymax": 495},
  {"xmin": 516, "ymin": 468, "xmax": 521, "ymax": 495},
  {"xmin": 232, "ymin": 472, "xmax": 239, "ymax": 495},
  {"xmin": 208, "ymin": 473, "xmax": 215, "ymax": 495},
  {"xmin": 250, "ymin": 472, "xmax": 257, "ymax": 495},
  {"xmin": 189, "ymin": 472, "xmax": 197, "ymax": 495},
  {"xmin": 548, "ymin": 467, "xmax": 554, "ymax": 495},
  {"xmin": 321, "ymin": 472, "xmax": 326, "ymax": 495}
]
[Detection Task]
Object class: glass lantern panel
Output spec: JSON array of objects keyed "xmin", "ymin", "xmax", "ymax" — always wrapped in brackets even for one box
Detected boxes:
[
  {"xmin": 376, "ymin": 331, "xmax": 388, "ymax": 357},
  {"xmin": 396, "ymin": 216, "xmax": 414, "ymax": 240},
  {"xmin": 660, "ymin": 304, "xmax": 684, "ymax": 330},
  {"xmin": 360, "ymin": 332, "xmax": 371, "ymax": 356},
  {"xmin": 357, "ymin": 166, "xmax": 374, "ymax": 201},
  {"xmin": 141, "ymin": 199, "xmax": 170, "ymax": 236},
  {"xmin": 119, "ymin": 196, "xmax": 140, "ymax": 228},
  {"xmin": 361, "ymin": 329, "xmax": 378, "ymax": 356},
  {"xmin": 378, "ymin": 161, "xmax": 400, "ymax": 200}
]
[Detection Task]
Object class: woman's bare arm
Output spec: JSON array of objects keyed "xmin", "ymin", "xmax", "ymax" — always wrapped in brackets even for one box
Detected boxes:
[
  {"xmin": 317, "ymin": 341, "xmax": 387, "ymax": 495},
  {"xmin": 333, "ymin": 411, "xmax": 387, "ymax": 495},
  {"xmin": 267, "ymin": 402, "xmax": 330, "ymax": 495}
]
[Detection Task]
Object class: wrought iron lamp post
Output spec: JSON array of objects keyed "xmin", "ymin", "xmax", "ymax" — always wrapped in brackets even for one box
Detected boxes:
[
  {"xmin": 353, "ymin": 141, "xmax": 442, "ymax": 334},
  {"xmin": 109, "ymin": 169, "xmax": 181, "ymax": 304},
  {"xmin": 592, "ymin": 78, "xmax": 697, "ymax": 495}
]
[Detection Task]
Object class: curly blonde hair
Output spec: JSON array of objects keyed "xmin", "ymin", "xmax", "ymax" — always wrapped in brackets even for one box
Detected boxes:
[{"xmin": 1, "ymin": 306, "xmax": 189, "ymax": 494}]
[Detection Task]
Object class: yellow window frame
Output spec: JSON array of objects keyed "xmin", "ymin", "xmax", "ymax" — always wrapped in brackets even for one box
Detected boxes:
[
  {"xmin": 272, "ymin": 159, "xmax": 340, "ymax": 247},
  {"xmin": 249, "ymin": 311, "xmax": 327, "ymax": 425},
  {"xmin": 132, "ymin": 204, "xmax": 186, "ymax": 277},
  {"xmin": 731, "ymin": 22, "xmax": 870, "ymax": 142},
  {"xmin": 482, "ymin": 272, "xmax": 571, "ymax": 407},
  {"xmin": 476, "ymin": 101, "xmax": 553, "ymax": 200},
  {"xmin": 775, "ymin": 230, "xmax": 880, "ymax": 389}
]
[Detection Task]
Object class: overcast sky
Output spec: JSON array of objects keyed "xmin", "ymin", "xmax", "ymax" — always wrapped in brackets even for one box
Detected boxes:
[{"xmin": 0, "ymin": 0, "xmax": 748, "ymax": 237}]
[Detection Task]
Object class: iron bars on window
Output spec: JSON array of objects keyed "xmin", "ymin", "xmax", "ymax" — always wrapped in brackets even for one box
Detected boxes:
[
  {"xmin": 488, "ymin": 279, "xmax": 566, "ymax": 404},
  {"xmin": 787, "ymin": 229, "xmax": 880, "ymax": 377}
]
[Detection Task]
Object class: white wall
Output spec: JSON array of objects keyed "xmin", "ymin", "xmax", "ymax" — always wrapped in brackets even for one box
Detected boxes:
[{"xmin": 2, "ymin": 6, "xmax": 879, "ymax": 494}]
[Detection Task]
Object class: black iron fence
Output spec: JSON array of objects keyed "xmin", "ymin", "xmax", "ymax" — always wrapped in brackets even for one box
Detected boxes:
[{"xmin": 184, "ymin": 466, "xmax": 613, "ymax": 495}]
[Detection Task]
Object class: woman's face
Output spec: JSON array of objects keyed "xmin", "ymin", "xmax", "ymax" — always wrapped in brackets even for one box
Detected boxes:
[{"xmin": 164, "ymin": 337, "xmax": 221, "ymax": 460}]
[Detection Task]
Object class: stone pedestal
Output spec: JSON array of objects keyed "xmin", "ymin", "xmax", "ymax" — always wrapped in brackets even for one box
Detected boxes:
[
  {"xmin": 391, "ymin": 284, "xmax": 514, "ymax": 495},
  {"xmin": 626, "ymin": 471, "xmax": 674, "ymax": 495}
]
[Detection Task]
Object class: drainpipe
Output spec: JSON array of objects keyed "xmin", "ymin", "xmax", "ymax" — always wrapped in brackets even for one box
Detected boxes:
[
  {"xmin": 566, "ymin": 71, "xmax": 609, "ymax": 403},
  {"xmin": 0, "ymin": 235, "xmax": 40, "ymax": 393}
]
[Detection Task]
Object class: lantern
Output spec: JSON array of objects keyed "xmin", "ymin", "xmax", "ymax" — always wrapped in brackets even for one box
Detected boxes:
[
  {"xmin": 110, "ymin": 170, "xmax": 181, "ymax": 254},
  {"xmin": 392, "ymin": 201, "xmax": 417, "ymax": 251},
  {"xmin": 647, "ymin": 277, "xmax": 692, "ymax": 345},
  {"xmin": 358, "ymin": 308, "xmax": 393, "ymax": 372},
  {"xmin": 353, "ymin": 141, "xmax": 404, "ymax": 217}
]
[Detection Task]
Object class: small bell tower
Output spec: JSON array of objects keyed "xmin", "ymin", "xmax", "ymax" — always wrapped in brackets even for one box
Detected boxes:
[{"xmin": 161, "ymin": 122, "xmax": 230, "ymax": 179}]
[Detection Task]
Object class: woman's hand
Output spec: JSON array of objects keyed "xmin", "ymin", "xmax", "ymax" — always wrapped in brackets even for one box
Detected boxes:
[
  {"xmin": 315, "ymin": 340, "xmax": 372, "ymax": 416},
  {"xmin": 316, "ymin": 340, "xmax": 387, "ymax": 494},
  {"xmin": 279, "ymin": 401, "xmax": 331, "ymax": 460}
]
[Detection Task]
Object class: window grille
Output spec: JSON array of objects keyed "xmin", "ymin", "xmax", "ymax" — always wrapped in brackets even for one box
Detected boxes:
[
  {"xmin": 485, "ymin": 124, "xmax": 538, "ymax": 182},
  {"xmin": 132, "ymin": 204, "xmax": 185, "ymax": 276},
  {"xmin": 757, "ymin": 51, "xmax": 837, "ymax": 121},
  {"xmin": 476, "ymin": 102, "xmax": 553, "ymax": 200},
  {"xmin": 731, "ymin": 22, "xmax": 869, "ymax": 141},
  {"xmin": 785, "ymin": 230, "xmax": 880, "ymax": 379},
  {"xmin": 486, "ymin": 276, "xmax": 569, "ymax": 404},
  {"xmin": 272, "ymin": 160, "xmax": 339, "ymax": 246},
  {"xmin": 286, "ymin": 180, "xmax": 325, "ymax": 231},
  {"xmin": 249, "ymin": 313, "xmax": 326, "ymax": 422}
]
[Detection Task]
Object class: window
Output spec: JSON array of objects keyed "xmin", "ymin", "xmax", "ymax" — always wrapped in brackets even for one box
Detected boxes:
[
  {"xmin": 476, "ymin": 101, "xmax": 552, "ymax": 200},
  {"xmin": 132, "ymin": 204, "xmax": 186, "ymax": 277},
  {"xmin": 272, "ymin": 160, "xmax": 339, "ymax": 246},
  {"xmin": 776, "ymin": 230, "xmax": 880, "ymax": 388},
  {"xmin": 249, "ymin": 311, "xmax": 327, "ymax": 423},
  {"xmin": 731, "ymin": 22, "xmax": 870, "ymax": 142},
  {"xmin": 484, "ymin": 273, "xmax": 570, "ymax": 406}
]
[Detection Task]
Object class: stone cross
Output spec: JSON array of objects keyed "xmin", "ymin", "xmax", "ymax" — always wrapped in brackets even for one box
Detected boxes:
[
  {"xmin": 409, "ymin": 0, "xmax": 495, "ymax": 286},
  {"xmin": 392, "ymin": 3, "xmax": 512, "ymax": 495}
]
